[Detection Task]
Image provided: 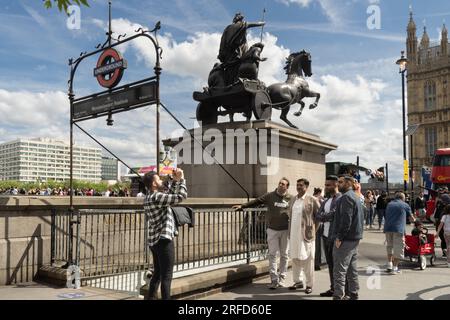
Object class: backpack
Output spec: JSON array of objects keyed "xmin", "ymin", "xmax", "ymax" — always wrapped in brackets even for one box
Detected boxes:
[{"xmin": 171, "ymin": 206, "xmax": 195, "ymax": 228}]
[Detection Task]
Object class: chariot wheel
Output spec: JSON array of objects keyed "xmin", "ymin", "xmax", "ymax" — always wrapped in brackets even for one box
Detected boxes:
[
  {"xmin": 252, "ymin": 91, "xmax": 272, "ymax": 120},
  {"xmin": 196, "ymin": 101, "xmax": 218, "ymax": 126}
]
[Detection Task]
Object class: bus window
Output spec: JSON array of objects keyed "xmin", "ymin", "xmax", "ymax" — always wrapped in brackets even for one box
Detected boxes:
[{"xmin": 433, "ymin": 155, "xmax": 450, "ymax": 166}]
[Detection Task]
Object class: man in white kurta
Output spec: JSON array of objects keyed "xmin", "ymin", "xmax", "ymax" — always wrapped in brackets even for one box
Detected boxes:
[
  {"xmin": 290, "ymin": 194, "xmax": 315, "ymax": 289},
  {"xmin": 288, "ymin": 178, "xmax": 320, "ymax": 293}
]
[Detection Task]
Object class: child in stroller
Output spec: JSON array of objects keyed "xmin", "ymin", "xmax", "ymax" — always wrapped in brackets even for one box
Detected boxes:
[{"xmin": 411, "ymin": 221, "xmax": 428, "ymax": 245}]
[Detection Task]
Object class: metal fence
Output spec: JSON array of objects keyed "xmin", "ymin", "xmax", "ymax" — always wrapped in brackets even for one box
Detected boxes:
[{"xmin": 51, "ymin": 207, "xmax": 268, "ymax": 293}]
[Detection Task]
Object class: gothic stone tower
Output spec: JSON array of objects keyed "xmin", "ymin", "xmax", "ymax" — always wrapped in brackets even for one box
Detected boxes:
[{"xmin": 406, "ymin": 11, "xmax": 450, "ymax": 185}]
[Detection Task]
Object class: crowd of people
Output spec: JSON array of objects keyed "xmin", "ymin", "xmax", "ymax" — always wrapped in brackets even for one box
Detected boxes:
[
  {"xmin": 235, "ymin": 178, "xmax": 449, "ymax": 300},
  {"xmin": 0, "ymin": 186, "xmax": 131, "ymax": 197},
  {"xmin": 142, "ymin": 168, "xmax": 450, "ymax": 300},
  {"xmin": 232, "ymin": 175, "xmax": 365, "ymax": 300}
]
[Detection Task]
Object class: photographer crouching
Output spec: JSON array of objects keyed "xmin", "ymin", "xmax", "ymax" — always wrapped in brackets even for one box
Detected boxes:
[{"xmin": 143, "ymin": 168, "xmax": 187, "ymax": 300}]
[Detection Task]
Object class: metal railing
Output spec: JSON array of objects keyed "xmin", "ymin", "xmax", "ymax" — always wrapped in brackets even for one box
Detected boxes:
[{"xmin": 51, "ymin": 207, "xmax": 268, "ymax": 293}]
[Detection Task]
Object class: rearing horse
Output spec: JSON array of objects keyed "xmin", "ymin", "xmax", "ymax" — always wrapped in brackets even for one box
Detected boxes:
[{"xmin": 267, "ymin": 50, "xmax": 320, "ymax": 129}]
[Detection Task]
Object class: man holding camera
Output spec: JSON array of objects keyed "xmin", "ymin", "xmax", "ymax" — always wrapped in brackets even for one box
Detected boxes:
[{"xmin": 143, "ymin": 168, "xmax": 187, "ymax": 300}]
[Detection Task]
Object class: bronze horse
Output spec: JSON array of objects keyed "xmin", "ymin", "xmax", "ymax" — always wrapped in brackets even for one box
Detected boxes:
[{"xmin": 267, "ymin": 50, "xmax": 320, "ymax": 129}]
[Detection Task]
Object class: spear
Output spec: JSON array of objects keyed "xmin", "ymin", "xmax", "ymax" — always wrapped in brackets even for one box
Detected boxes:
[{"xmin": 260, "ymin": 8, "xmax": 266, "ymax": 43}]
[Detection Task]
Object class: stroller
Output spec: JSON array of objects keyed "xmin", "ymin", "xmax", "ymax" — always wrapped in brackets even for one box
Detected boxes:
[{"xmin": 404, "ymin": 227, "xmax": 436, "ymax": 270}]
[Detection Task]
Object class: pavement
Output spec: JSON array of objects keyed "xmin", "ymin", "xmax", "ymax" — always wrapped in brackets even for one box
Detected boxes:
[
  {"xmin": 0, "ymin": 282, "xmax": 139, "ymax": 300},
  {"xmin": 201, "ymin": 224, "xmax": 450, "ymax": 300},
  {"xmin": 0, "ymin": 223, "xmax": 449, "ymax": 300}
]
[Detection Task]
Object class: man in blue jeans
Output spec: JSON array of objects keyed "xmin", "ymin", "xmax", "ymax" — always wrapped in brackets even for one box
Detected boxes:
[
  {"xmin": 143, "ymin": 169, "xmax": 187, "ymax": 300},
  {"xmin": 330, "ymin": 175, "xmax": 365, "ymax": 300}
]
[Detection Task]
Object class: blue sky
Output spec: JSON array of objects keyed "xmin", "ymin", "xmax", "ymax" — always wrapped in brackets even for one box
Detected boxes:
[{"xmin": 1, "ymin": 0, "xmax": 449, "ymax": 182}]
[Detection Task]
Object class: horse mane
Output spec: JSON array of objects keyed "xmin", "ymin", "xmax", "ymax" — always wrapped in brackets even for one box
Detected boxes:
[{"xmin": 284, "ymin": 51, "xmax": 305, "ymax": 75}]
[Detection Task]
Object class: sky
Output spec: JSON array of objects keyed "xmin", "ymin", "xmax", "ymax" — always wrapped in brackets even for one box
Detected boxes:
[{"xmin": 1, "ymin": 0, "xmax": 449, "ymax": 182}]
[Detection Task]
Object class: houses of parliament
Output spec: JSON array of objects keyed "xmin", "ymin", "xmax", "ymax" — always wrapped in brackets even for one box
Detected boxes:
[{"xmin": 406, "ymin": 11, "xmax": 450, "ymax": 183}]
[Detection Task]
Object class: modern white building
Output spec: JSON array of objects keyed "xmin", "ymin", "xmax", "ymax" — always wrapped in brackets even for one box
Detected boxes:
[{"xmin": 0, "ymin": 138, "xmax": 102, "ymax": 182}]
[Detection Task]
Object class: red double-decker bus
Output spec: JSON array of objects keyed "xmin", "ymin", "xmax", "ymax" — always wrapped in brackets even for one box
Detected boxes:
[
  {"xmin": 423, "ymin": 149, "xmax": 450, "ymax": 220},
  {"xmin": 431, "ymin": 148, "xmax": 450, "ymax": 189}
]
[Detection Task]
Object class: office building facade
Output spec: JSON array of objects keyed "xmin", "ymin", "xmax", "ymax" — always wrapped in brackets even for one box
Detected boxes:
[{"xmin": 0, "ymin": 138, "xmax": 102, "ymax": 182}]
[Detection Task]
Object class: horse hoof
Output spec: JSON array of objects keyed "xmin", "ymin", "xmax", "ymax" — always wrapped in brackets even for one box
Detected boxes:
[
  {"xmin": 309, "ymin": 104, "xmax": 317, "ymax": 109},
  {"xmin": 294, "ymin": 112, "xmax": 302, "ymax": 117}
]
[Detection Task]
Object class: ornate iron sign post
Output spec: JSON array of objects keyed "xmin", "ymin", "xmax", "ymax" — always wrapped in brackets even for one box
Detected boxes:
[{"xmin": 66, "ymin": 1, "xmax": 162, "ymax": 268}]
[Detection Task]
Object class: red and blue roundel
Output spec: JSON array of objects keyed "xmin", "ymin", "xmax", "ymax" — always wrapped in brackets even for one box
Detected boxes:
[{"xmin": 94, "ymin": 48, "xmax": 127, "ymax": 89}]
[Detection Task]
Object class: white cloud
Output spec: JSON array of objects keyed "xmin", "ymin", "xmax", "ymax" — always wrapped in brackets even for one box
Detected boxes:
[
  {"xmin": 267, "ymin": 74, "xmax": 405, "ymax": 181},
  {"xmin": 0, "ymin": 72, "xmax": 406, "ymax": 181},
  {"xmin": 106, "ymin": 19, "xmax": 290, "ymax": 86},
  {"xmin": 0, "ymin": 89, "xmax": 67, "ymax": 128},
  {"xmin": 21, "ymin": 2, "xmax": 48, "ymax": 28},
  {"xmin": 271, "ymin": 22, "xmax": 404, "ymax": 42},
  {"xmin": 278, "ymin": 0, "xmax": 313, "ymax": 6},
  {"xmin": 277, "ymin": 0, "xmax": 350, "ymax": 26}
]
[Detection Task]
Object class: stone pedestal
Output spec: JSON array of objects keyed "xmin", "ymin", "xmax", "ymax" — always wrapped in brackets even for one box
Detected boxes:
[{"xmin": 163, "ymin": 120, "xmax": 337, "ymax": 198}]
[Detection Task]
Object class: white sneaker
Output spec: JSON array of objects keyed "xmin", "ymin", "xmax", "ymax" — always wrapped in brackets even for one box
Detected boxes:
[{"xmin": 392, "ymin": 267, "xmax": 401, "ymax": 274}]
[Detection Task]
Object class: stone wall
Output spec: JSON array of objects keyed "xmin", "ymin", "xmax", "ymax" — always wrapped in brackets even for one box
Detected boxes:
[{"xmin": 0, "ymin": 196, "xmax": 246, "ymax": 286}]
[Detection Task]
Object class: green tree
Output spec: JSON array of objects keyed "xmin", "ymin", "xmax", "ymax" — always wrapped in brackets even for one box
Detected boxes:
[{"xmin": 43, "ymin": 0, "xmax": 90, "ymax": 13}]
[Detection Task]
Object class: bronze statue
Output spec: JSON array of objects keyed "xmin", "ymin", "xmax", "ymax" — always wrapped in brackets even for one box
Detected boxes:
[
  {"xmin": 238, "ymin": 42, "xmax": 267, "ymax": 80},
  {"xmin": 267, "ymin": 50, "xmax": 321, "ymax": 129},
  {"xmin": 218, "ymin": 12, "xmax": 265, "ymax": 85},
  {"xmin": 193, "ymin": 12, "xmax": 320, "ymax": 129}
]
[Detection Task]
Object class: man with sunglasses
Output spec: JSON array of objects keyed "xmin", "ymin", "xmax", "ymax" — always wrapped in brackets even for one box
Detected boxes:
[{"xmin": 233, "ymin": 178, "xmax": 293, "ymax": 289}]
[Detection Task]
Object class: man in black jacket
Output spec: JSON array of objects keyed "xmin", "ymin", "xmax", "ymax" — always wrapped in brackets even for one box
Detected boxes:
[
  {"xmin": 330, "ymin": 175, "xmax": 365, "ymax": 300},
  {"xmin": 315, "ymin": 175, "xmax": 341, "ymax": 297}
]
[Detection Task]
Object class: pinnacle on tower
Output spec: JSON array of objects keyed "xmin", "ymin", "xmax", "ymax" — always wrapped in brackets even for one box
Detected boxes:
[{"xmin": 420, "ymin": 26, "xmax": 430, "ymax": 49}]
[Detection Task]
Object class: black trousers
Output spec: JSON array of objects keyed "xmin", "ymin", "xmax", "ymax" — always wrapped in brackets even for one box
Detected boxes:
[
  {"xmin": 323, "ymin": 236, "xmax": 334, "ymax": 291},
  {"xmin": 436, "ymin": 224, "xmax": 447, "ymax": 252},
  {"xmin": 147, "ymin": 238, "xmax": 175, "ymax": 300}
]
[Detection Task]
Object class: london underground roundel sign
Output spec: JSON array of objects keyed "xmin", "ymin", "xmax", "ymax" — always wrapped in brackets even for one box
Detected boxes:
[{"xmin": 94, "ymin": 48, "xmax": 127, "ymax": 89}]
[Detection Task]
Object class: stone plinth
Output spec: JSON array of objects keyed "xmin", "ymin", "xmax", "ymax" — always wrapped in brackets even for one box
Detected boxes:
[{"xmin": 163, "ymin": 120, "xmax": 337, "ymax": 198}]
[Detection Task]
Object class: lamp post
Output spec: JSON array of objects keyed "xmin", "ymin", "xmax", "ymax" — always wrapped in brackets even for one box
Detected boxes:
[
  {"xmin": 396, "ymin": 51, "xmax": 408, "ymax": 194},
  {"xmin": 406, "ymin": 124, "xmax": 420, "ymax": 211}
]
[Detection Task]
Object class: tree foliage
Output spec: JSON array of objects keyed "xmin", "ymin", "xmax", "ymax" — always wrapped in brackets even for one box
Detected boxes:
[{"xmin": 43, "ymin": 0, "xmax": 90, "ymax": 13}]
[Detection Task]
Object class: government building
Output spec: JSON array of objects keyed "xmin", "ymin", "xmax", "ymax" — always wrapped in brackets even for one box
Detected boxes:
[
  {"xmin": 406, "ymin": 11, "xmax": 450, "ymax": 184},
  {"xmin": 0, "ymin": 138, "xmax": 102, "ymax": 182}
]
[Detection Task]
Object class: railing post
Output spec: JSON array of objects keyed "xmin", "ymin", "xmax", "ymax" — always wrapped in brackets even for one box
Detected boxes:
[
  {"xmin": 246, "ymin": 210, "xmax": 251, "ymax": 264},
  {"xmin": 51, "ymin": 209, "xmax": 56, "ymax": 266},
  {"xmin": 75, "ymin": 209, "xmax": 81, "ymax": 266},
  {"xmin": 67, "ymin": 208, "xmax": 74, "ymax": 267}
]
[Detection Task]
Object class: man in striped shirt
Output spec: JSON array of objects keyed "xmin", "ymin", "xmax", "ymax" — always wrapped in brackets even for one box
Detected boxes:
[{"xmin": 143, "ymin": 168, "xmax": 187, "ymax": 300}]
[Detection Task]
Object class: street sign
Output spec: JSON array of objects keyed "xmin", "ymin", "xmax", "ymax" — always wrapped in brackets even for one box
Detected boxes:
[
  {"xmin": 405, "ymin": 124, "xmax": 420, "ymax": 136},
  {"xmin": 72, "ymin": 81, "xmax": 157, "ymax": 120},
  {"xmin": 94, "ymin": 48, "xmax": 127, "ymax": 88},
  {"xmin": 404, "ymin": 159, "xmax": 409, "ymax": 182}
]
